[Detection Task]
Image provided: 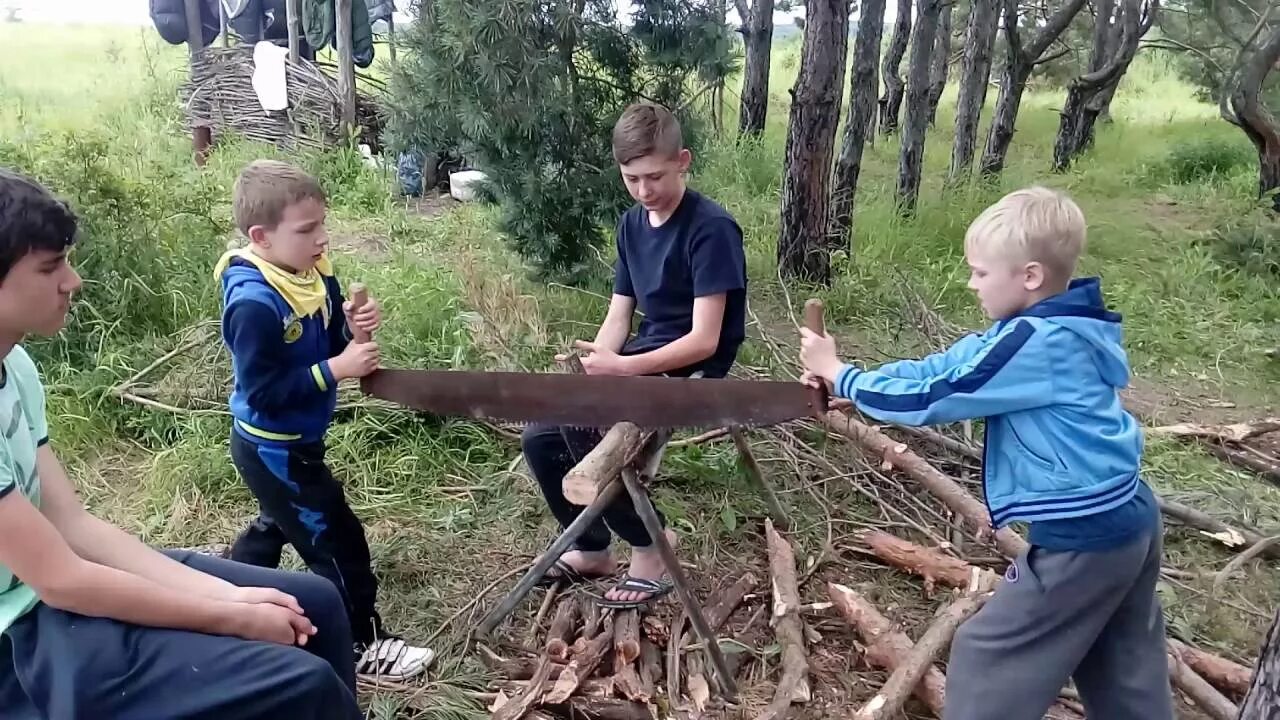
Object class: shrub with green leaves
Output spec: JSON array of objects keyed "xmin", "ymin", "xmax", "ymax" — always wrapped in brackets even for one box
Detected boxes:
[
  {"xmin": 1154, "ymin": 136, "xmax": 1254, "ymax": 185},
  {"xmin": 385, "ymin": 0, "xmax": 736, "ymax": 283}
]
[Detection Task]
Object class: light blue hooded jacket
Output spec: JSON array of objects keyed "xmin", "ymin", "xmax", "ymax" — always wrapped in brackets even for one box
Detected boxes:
[{"xmin": 833, "ymin": 278, "xmax": 1156, "ymax": 542}]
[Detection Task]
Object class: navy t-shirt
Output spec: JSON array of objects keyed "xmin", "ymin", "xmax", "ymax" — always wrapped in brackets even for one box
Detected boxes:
[{"xmin": 612, "ymin": 189, "xmax": 747, "ymax": 379}]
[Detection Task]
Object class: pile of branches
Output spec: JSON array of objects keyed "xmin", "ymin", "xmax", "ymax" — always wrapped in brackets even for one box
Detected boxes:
[{"xmin": 181, "ymin": 45, "xmax": 383, "ymax": 151}]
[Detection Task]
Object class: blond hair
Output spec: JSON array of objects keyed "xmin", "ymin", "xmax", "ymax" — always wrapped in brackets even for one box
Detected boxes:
[
  {"xmin": 232, "ymin": 160, "xmax": 326, "ymax": 236},
  {"xmin": 964, "ymin": 186, "xmax": 1086, "ymax": 280},
  {"xmin": 611, "ymin": 102, "xmax": 683, "ymax": 165}
]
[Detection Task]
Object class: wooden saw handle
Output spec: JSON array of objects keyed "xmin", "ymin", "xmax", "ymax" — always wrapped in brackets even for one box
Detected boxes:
[
  {"xmin": 348, "ymin": 282, "xmax": 372, "ymax": 344},
  {"xmin": 805, "ymin": 298, "xmax": 829, "ymax": 415}
]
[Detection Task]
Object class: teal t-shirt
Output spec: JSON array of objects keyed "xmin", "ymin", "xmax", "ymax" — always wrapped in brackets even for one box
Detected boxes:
[{"xmin": 0, "ymin": 346, "xmax": 48, "ymax": 631}]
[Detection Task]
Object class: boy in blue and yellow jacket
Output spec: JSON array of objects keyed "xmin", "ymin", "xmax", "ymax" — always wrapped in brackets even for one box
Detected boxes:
[
  {"xmin": 216, "ymin": 160, "xmax": 433, "ymax": 680},
  {"xmin": 801, "ymin": 187, "xmax": 1172, "ymax": 720}
]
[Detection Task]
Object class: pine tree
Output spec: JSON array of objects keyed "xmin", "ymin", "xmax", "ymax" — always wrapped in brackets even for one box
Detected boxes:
[{"xmin": 385, "ymin": 0, "xmax": 735, "ymax": 282}]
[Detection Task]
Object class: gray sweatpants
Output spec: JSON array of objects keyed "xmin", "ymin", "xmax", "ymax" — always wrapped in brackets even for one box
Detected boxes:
[{"xmin": 943, "ymin": 529, "xmax": 1173, "ymax": 720}]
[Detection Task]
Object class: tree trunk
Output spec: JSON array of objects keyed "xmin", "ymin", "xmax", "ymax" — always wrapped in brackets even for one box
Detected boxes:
[
  {"xmin": 897, "ymin": 0, "xmax": 943, "ymax": 212},
  {"xmin": 879, "ymin": 0, "xmax": 913, "ymax": 135},
  {"xmin": 979, "ymin": 60, "xmax": 1032, "ymax": 177},
  {"xmin": 980, "ymin": 0, "xmax": 1089, "ymax": 178},
  {"xmin": 828, "ymin": 0, "xmax": 888, "ymax": 248},
  {"xmin": 1225, "ymin": 25, "xmax": 1280, "ymax": 211},
  {"xmin": 926, "ymin": 1, "xmax": 955, "ymax": 126},
  {"xmin": 1052, "ymin": 0, "xmax": 1153, "ymax": 171},
  {"xmin": 948, "ymin": 0, "xmax": 998, "ymax": 181},
  {"xmin": 1240, "ymin": 607, "xmax": 1280, "ymax": 718},
  {"xmin": 777, "ymin": 0, "xmax": 849, "ymax": 283},
  {"xmin": 736, "ymin": 0, "xmax": 775, "ymax": 136}
]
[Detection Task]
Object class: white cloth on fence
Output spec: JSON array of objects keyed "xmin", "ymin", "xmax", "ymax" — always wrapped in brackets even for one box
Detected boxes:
[{"xmin": 251, "ymin": 40, "xmax": 289, "ymax": 112}]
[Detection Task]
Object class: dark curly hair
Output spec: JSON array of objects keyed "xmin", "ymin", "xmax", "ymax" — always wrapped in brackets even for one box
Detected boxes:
[{"xmin": 0, "ymin": 168, "xmax": 78, "ymax": 282}]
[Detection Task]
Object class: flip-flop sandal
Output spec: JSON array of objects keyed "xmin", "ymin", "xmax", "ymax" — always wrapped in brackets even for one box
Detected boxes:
[
  {"xmin": 591, "ymin": 576, "xmax": 674, "ymax": 609},
  {"xmin": 535, "ymin": 559, "xmax": 611, "ymax": 588}
]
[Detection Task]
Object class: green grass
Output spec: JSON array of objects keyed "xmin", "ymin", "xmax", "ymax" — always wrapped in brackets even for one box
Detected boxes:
[{"xmin": 4, "ymin": 20, "xmax": 1280, "ymax": 718}]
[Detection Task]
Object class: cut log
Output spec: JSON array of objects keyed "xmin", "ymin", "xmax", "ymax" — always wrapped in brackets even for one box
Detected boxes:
[
  {"xmin": 493, "ymin": 676, "xmax": 612, "ymax": 698},
  {"xmin": 1239, "ymin": 606, "xmax": 1280, "ymax": 719},
  {"xmin": 853, "ymin": 591, "xmax": 992, "ymax": 720},
  {"xmin": 1156, "ymin": 496, "xmax": 1280, "ymax": 560},
  {"xmin": 489, "ymin": 655, "xmax": 568, "ymax": 681},
  {"xmin": 545, "ymin": 620, "xmax": 617, "ymax": 704},
  {"xmin": 1168, "ymin": 639, "xmax": 1253, "ymax": 700},
  {"xmin": 822, "ymin": 411, "xmax": 1028, "ymax": 558},
  {"xmin": 546, "ymin": 596, "xmax": 580, "ymax": 660},
  {"xmin": 614, "ymin": 609, "xmax": 641, "ymax": 666},
  {"xmin": 638, "ymin": 639, "xmax": 659, "ymax": 703},
  {"xmin": 1168, "ymin": 651, "xmax": 1239, "ymax": 720},
  {"xmin": 828, "ymin": 582, "xmax": 947, "ymax": 713},
  {"xmin": 563, "ymin": 422, "xmax": 648, "ymax": 505},
  {"xmin": 756, "ymin": 520, "xmax": 810, "ymax": 720},
  {"xmin": 862, "ymin": 530, "xmax": 1000, "ymax": 594},
  {"xmin": 490, "ymin": 655, "xmax": 555, "ymax": 720},
  {"xmin": 573, "ymin": 602, "xmax": 603, "ymax": 656}
]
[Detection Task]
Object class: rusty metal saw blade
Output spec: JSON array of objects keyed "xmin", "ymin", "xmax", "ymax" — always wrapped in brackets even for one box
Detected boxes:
[{"xmin": 360, "ymin": 369, "xmax": 818, "ymax": 429}]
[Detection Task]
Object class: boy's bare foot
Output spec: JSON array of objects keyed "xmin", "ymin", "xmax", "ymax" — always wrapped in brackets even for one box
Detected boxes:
[
  {"xmin": 540, "ymin": 548, "xmax": 617, "ymax": 581},
  {"xmin": 604, "ymin": 529, "xmax": 677, "ymax": 604}
]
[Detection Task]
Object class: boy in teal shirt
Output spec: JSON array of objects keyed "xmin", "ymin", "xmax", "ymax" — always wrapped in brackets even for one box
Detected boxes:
[{"xmin": 0, "ymin": 169, "xmax": 362, "ymax": 717}]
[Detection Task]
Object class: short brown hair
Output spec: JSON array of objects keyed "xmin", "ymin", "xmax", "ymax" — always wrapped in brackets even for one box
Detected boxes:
[
  {"xmin": 611, "ymin": 102, "xmax": 683, "ymax": 165},
  {"xmin": 232, "ymin": 160, "xmax": 326, "ymax": 235}
]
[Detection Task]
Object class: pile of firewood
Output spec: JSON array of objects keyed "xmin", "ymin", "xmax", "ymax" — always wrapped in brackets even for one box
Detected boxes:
[{"xmin": 480, "ymin": 571, "xmax": 759, "ymax": 720}]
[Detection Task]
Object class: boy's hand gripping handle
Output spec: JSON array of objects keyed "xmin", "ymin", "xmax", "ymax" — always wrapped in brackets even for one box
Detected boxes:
[
  {"xmin": 805, "ymin": 298, "xmax": 829, "ymax": 415},
  {"xmin": 348, "ymin": 282, "xmax": 372, "ymax": 344}
]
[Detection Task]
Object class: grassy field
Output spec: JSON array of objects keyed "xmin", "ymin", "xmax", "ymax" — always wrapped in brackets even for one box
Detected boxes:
[{"xmin": 4, "ymin": 20, "xmax": 1280, "ymax": 719}]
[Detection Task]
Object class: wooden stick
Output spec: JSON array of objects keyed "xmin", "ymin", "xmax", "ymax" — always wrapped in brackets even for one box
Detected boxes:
[
  {"xmin": 1206, "ymin": 442, "xmax": 1280, "ymax": 484},
  {"xmin": 544, "ymin": 620, "xmax": 616, "ymax": 704},
  {"xmin": 335, "ymin": 0, "xmax": 356, "ymax": 131},
  {"xmin": 853, "ymin": 591, "xmax": 992, "ymax": 720},
  {"xmin": 827, "ymin": 582, "xmax": 947, "ymax": 714},
  {"xmin": 731, "ymin": 428, "xmax": 792, "ymax": 531},
  {"xmin": 1168, "ymin": 651, "xmax": 1239, "ymax": 720},
  {"xmin": 555, "ymin": 697, "xmax": 654, "ymax": 720},
  {"xmin": 1167, "ymin": 639, "xmax": 1254, "ymax": 700},
  {"xmin": 285, "ymin": 0, "xmax": 301, "ymax": 62},
  {"xmin": 614, "ymin": 609, "xmax": 641, "ymax": 666},
  {"xmin": 756, "ymin": 520, "xmax": 810, "ymax": 720},
  {"xmin": 805, "ymin": 299, "xmax": 830, "ymax": 415},
  {"xmin": 490, "ymin": 655, "xmax": 554, "ymax": 720},
  {"xmin": 545, "ymin": 595, "xmax": 580, "ymax": 660},
  {"xmin": 488, "ymin": 656, "xmax": 567, "ymax": 681},
  {"xmin": 861, "ymin": 530, "xmax": 1000, "ymax": 594},
  {"xmin": 637, "ymin": 639, "xmax": 659, "ymax": 703},
  {"xmin": 1213, "ymin": 535, "xmax": 1280, "ymax": 594},
  {"xmin": 1149, "ymin": 418, "xmax": 1280, "ymax": 443},
  {"xmin": 573, "ymin": 602, "xmax": 602, "ymax": 656},
  {"xmin": 348, "ymin": 282, "xmax": 371, "ymax": 344},
  {"xmin": 1156, "ymin": 496, "xmax": 1280, "ymax": 559},
  {"xmin": 563, "ymin": 423, "xmax": 648, "ymax": 505},
  {"xmin": 895, "ymin": 424, "xmax": 982, "ymax": 461},
  {"xmin": 822, "ymin": 411, "xmax": 1029, "ymax": 558}
]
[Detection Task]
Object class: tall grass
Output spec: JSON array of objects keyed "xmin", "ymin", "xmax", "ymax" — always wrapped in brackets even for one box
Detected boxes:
[{"xmin": 4, "ymin": 21, "xmax": 1280, "ymax": 714}]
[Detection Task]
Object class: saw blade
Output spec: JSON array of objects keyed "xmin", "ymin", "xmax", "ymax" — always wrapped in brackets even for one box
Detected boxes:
[{"xmin": 360, "ymin": 369, "xmax": 817, "ymax": 430}]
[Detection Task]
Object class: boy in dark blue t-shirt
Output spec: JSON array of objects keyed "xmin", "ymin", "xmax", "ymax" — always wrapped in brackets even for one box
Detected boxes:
[{"xmin": 520, "ymin": 103, "xmax": 747, "ymax": 608}]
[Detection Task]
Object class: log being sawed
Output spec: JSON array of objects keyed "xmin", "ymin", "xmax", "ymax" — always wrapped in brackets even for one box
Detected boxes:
[{"xmin": 563, "ymin": 423, "xmax": 649, "ymax": 505}]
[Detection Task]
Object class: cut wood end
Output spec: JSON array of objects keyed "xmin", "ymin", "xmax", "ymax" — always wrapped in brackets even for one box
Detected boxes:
[
  {"xmin": 1201, "ymin": 529, "xmax": 1248, "ymax": 547},
  {"xmin": 488, "ymin": 689, "xmax": 510, "ymax": 713}
]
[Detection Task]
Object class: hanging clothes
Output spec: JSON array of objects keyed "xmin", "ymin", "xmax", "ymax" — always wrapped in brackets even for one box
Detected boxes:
[
  {"xmin": 303, "ymin": 0, "xmax": 375, "ymax": 68},
  {"xmin": 149, "ymin": 0, "xmax": 221, "ymax": 47},
  {"xmin": 366, "ymin": 0, "xmax": 395, "ymax": 25}
]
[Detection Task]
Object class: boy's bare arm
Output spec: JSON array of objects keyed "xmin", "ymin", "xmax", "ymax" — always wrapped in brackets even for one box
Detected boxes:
[
  {"xmin": 38, "ymin": 445, "xmax": 305, "ymax": 610},
  {"xmin": 0, "ymin": 486, "xmax": 309, "ymax": 644},
  {"xmin": 593, "ymin": 294, "xmax": 636, "ymax": 353},
  {"xmin": 611, "ymin": 293, "xmax": 725, "ymax": 376}
]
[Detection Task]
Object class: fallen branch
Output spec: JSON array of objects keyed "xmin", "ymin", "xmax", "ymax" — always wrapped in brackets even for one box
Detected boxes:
[
  {"xmin": 822, "ymin": 411, "xmax": 1028, "ymax": 558},
  {"xmin": 756, "ymin": 520, "xmax": 810, "ymax": 720},
  {"xmin": 1212, "ymin": 535, "xmax": 1280, "ymax": 594},
  {"xmin": 827, "ymin": 583, "xmax": 947, "ymax": 714},
  {"xmin": 1168, "ymin": 651, "xmax": 1239, "ymax": 720},
  {"xmin": 861, "ymin": 530, "xmax": 1001, "ymax": 594},
  {"xmin": 895, "ymin": 424, "xmax": 982, "ymax": 461},
  {"xmin": 491, "ymin": 655, "xmax": 555, "ymax": 720},
  {"xmin": 1156, "ymin": 497, "xmax": 1280, "ymax": 560},
  {"xmin": 1206, "ymin": 443, "xmax": 1280, "ymax": 485},
  {"xmin": 1168, "ymin": 639, "xmax": 1254, "ymax": 700},
  {"xmin": 732, "ymin": 428, "xmax": 792, "ymax": 531},
  {"xmin": 1149, "ymin": 418, "xmax": 1280, "ymax": 443},
  {"xmin": 854, "ymin": 591, "xmax": 992, "ymax": 720}
]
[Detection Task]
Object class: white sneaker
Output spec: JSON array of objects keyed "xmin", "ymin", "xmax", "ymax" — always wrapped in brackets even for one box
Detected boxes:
[{"xmin": 355, "ymin": 636, "xmax": 436, "ymax": 680}]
